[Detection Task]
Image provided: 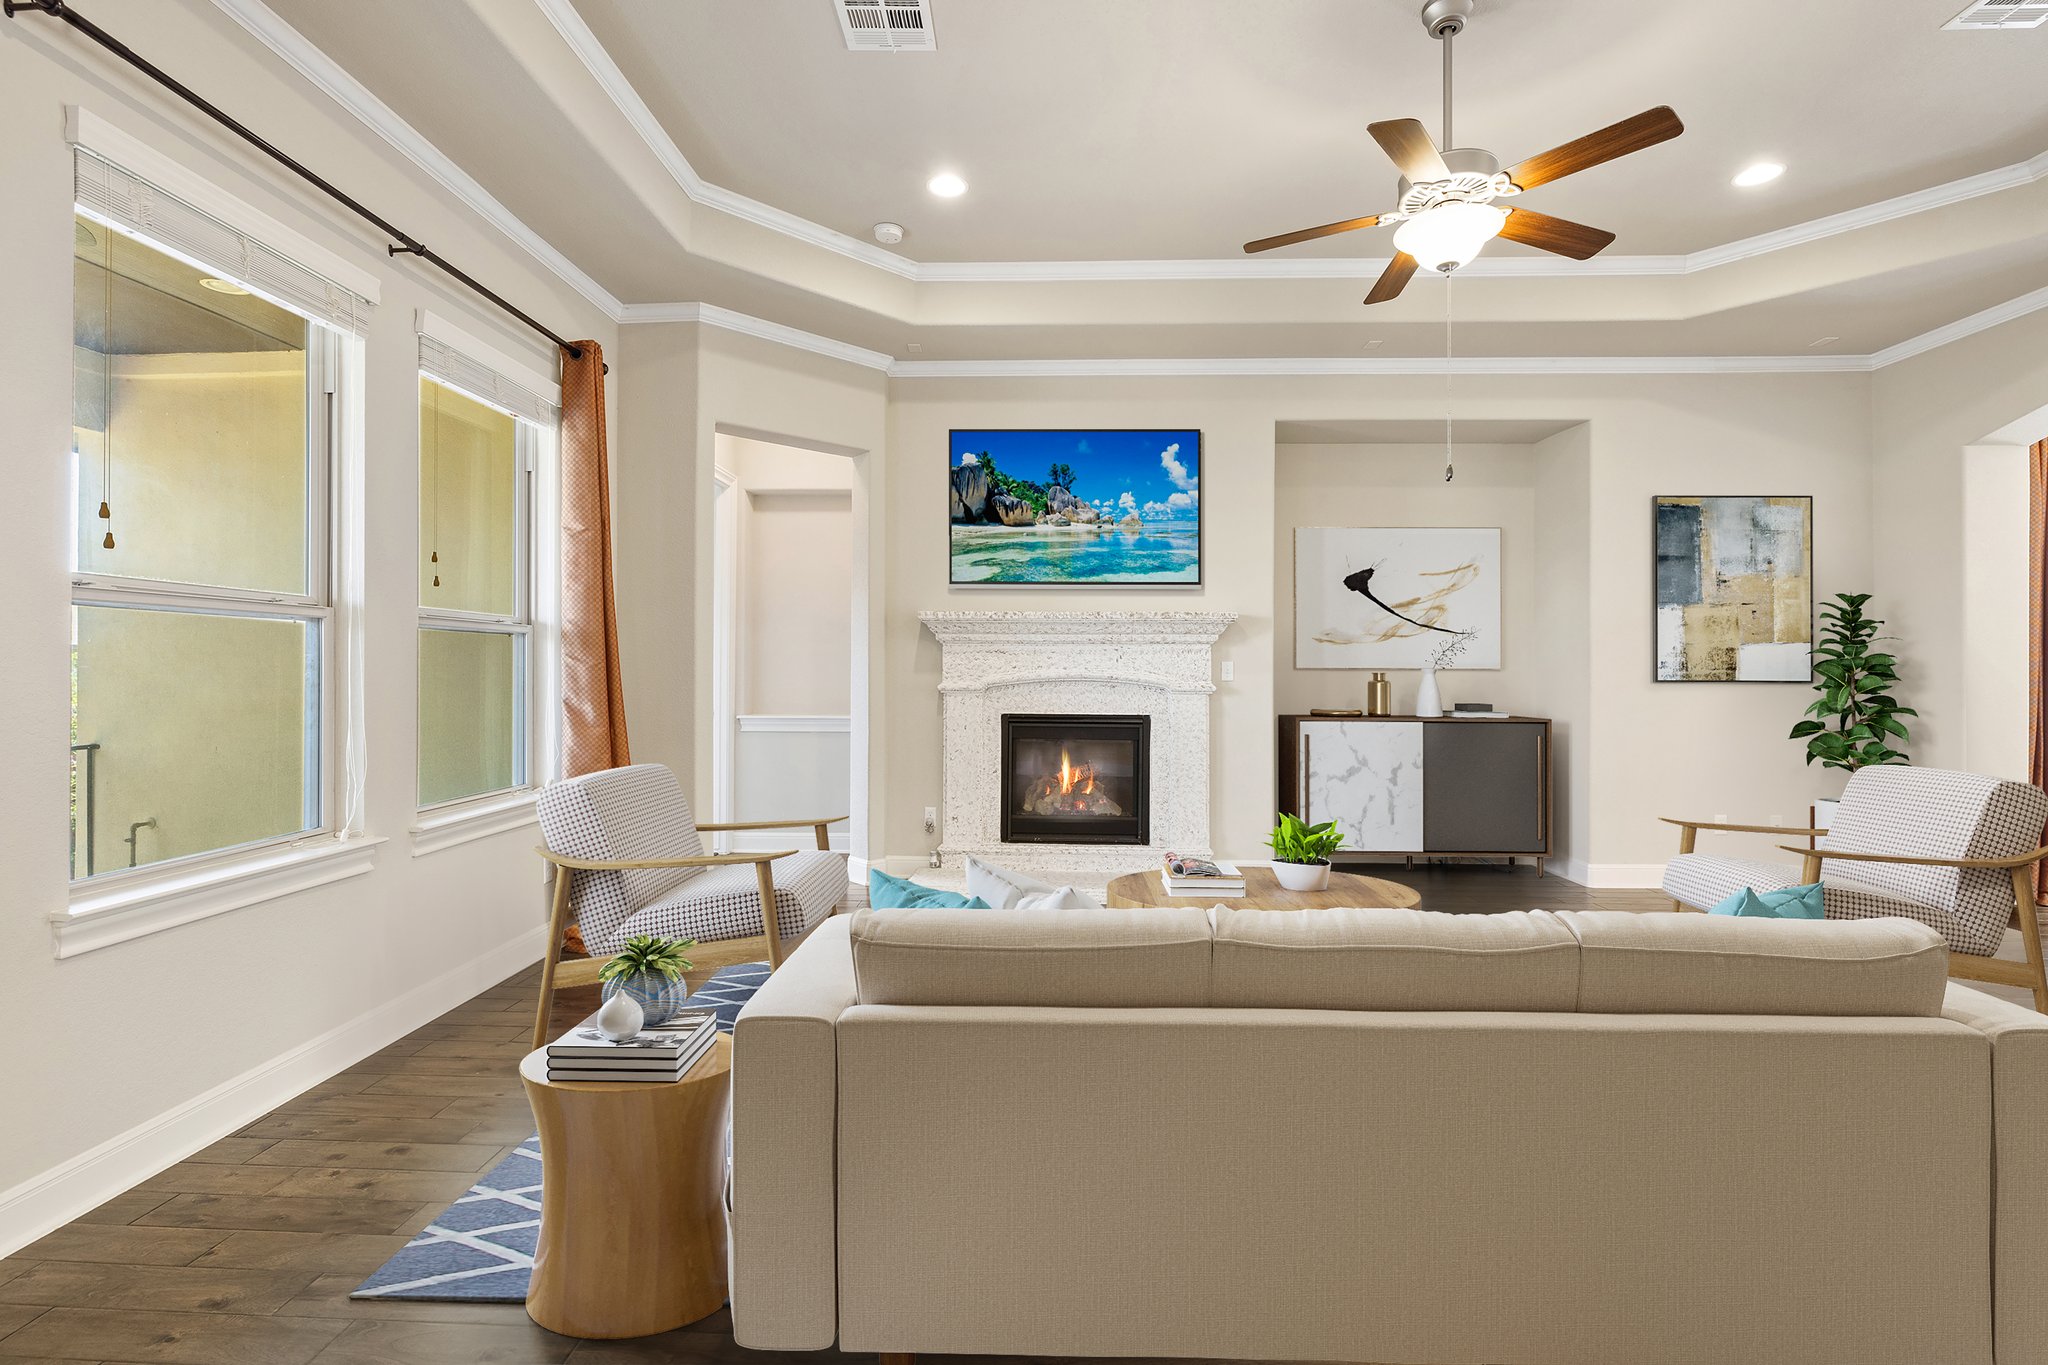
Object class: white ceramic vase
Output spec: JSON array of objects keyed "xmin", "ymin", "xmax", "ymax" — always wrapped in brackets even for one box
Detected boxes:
[
  {"xmin": 1272, "ymin": 859, "xmax": 1332, "ymax": 892},
  {"xmin": 594, "ymin": 990, "xmax": 645, "ymax": 1042},
  {"xmin": 1413, "ymin": 666, "xmax": 1443, "ymax": 717}
]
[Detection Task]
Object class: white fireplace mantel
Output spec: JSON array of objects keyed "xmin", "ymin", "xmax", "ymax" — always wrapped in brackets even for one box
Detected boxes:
[{"xmin": 919, "ymin": 610, "xmax": 1236, "ymax": 873}]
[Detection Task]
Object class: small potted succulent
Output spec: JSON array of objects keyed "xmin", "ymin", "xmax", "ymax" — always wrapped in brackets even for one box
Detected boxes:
[
  {"xmin": 597, "ymin": 934, "xmax": 695, "ymax": 1026},
  {"xmin": 1266, "ymin": 811, "xmax": 1346, "ymax": 892}
]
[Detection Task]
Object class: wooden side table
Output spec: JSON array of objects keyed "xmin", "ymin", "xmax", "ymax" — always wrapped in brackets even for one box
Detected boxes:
[{"xmin": 519, "ymin": 1035, "xmax": 732, "ymax": 1339}]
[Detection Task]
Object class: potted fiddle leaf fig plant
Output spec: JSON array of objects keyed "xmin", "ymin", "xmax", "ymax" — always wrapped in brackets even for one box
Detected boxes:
[
  {"xmin": 1266, "ymin": 811, "xmax": 1346, "ymax": 892},
  {"xmin": 1789, "ymin": 592, "xmax": 1916, "ymax": 773},
  {"xmin": 597, "ymin": 934, "xmax": 695, "ymax": 1026}
]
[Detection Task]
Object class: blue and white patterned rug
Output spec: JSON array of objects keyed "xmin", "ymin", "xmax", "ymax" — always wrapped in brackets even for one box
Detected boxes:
[{"xmin": 350, "ymin": 961, "xmax": 769, "ymax": 1303}]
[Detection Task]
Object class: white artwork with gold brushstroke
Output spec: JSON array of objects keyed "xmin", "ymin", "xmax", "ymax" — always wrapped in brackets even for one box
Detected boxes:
[{"xmin": 1294, "ymin": 527, "xmax": 1502, "ymax": 669}]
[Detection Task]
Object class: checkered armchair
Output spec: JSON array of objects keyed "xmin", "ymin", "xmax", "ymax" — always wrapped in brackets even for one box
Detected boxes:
[
  {"xmin": 529, "ymin": 763, "xmax": 847, "ymax": 1046},
  {"xmin": 1663, "ymin": 765, "xmax": 2048, "ymax": 1010}
]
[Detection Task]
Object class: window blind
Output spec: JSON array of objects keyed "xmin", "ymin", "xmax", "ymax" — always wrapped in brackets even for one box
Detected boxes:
[
  {"xmin": 73, "ymin": 147, "xmax": 373, "ymax": 338},
  {"xmin": 418, "ymin": 334, "xmax": 559, "ymax": 426}
]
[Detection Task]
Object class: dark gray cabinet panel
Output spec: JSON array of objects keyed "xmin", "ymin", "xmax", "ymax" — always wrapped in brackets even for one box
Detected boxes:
[{"xmin": 1421, "ymin": 722, "xmax": 1545, "ymax": 851}]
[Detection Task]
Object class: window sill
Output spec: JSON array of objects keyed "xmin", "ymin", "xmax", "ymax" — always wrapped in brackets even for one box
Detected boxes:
[
  {"xmin": 410, "ymin": 789, "xmax": 540, "ymax": 857},
  {"xmin": 55, "ymin": 835, "xmax": 386, "ymax": 959}
]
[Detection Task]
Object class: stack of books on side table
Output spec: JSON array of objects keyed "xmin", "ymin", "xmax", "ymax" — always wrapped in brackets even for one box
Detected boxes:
[
  {"xmin": 1162, "ymin": 852, "xmax": 1246, "ymax": 897},
  {"xmin": 546, "ymin": 1006, "xmax": 718, "ymax": 1083}
]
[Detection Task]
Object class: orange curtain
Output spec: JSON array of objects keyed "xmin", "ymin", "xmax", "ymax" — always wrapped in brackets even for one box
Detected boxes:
[
  {"xmin": 2031, "ymin": 439, "xmax": 2048, "ymax": 898},
  {"xmin": 559, "ymin": 340, "xmax": 630, "ymax": 779}
]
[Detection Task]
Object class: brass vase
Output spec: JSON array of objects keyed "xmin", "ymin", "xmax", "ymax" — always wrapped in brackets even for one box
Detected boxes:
[{"xmin": 1366, "ymin": 672, "xmax": 1393, "ymax": 716}]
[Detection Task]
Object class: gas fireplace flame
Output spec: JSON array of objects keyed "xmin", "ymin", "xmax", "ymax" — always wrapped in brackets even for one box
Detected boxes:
[{"xmin": 1020, "ymin": 741, "xmax": 1124, "ymax": 820}]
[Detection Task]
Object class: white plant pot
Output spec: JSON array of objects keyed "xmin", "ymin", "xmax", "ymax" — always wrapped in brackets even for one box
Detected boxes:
[{"xmin": 1272, "ymin": 860, "xmax": 1331, "ymax": 892}]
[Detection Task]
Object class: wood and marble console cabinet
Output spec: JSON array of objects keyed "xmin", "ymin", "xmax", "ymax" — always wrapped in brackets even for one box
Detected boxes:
[{"xmin": 1276, "ymin": 715, "xmax": 1553, "ymax": 875}]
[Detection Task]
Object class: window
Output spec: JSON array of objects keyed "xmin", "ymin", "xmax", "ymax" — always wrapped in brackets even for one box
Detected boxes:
[
  {"xmin": 69, "ymin": 210, "xmax": 339, "ymax": 879},
  {"xmin": 416, "ymin": 371, "xmax": 536, "ymax": 807}
]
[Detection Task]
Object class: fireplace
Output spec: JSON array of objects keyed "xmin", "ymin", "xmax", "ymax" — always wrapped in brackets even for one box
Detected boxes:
[{"xmin": 1000, "ymin": 714, "xmax": 1150, "ymax": 845}]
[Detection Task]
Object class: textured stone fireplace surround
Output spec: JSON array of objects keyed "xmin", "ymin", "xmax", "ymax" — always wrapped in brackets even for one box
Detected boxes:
[{"xmin": 920, "ymin": 611, "xmax": 1237, "ymax": 874}]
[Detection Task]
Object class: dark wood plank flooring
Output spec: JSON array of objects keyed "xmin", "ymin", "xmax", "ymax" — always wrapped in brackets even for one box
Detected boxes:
[{"xmin": 0, "ymin": 867, "xmax": 1663, "ymax": 1364}]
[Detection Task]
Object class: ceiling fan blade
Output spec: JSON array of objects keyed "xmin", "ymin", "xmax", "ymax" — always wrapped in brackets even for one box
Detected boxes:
[
  {"xmin": 1504, "ymin": 106, "xmax": 1684, "ymax": 192},
  {"xmin": 1243, "ymin": 214, "xmax": 1384, "ymax": 254},
  {"xmin": 1368, "ymin": 119, "xmax": 1451, "ymax": 183},
  {"xmin": 1498, "ymin": 207, "xmax": 1617, "ymax": 260},
  {"xmin": 1364, "ymin": 252, "xmax": 1420, "ymax": 305}
]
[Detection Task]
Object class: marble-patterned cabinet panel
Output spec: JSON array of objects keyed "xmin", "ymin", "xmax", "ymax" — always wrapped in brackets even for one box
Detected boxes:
[{"xmin": 1296, "ymin": 720, "xmax": 1424, "ymax": 852}]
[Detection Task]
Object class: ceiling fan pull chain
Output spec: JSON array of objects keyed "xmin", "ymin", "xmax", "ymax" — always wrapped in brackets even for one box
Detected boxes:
[{"xmin": 1444, "ymin": 271, "xmax": 1455, "ymax": 483}]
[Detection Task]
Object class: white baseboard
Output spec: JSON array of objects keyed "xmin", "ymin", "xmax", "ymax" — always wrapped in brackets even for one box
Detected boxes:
[
  {"xmin": 1582, "ymin": 863, "xmax": 1669, "ymax": 889},
  {"xmin": 0, "ymin": 922, "xmax": 548, "ymax": 1259}
]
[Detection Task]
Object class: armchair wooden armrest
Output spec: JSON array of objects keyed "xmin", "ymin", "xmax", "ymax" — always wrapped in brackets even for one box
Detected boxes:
[
  {"xmin": 1663, "ymin": 816, "xmax": 1828, "ymax": 857},
  {"xmin": 1776, "ymin": 844, "xmax": 2048, "ymax": 871},
  {"xmin": 536, "ymin": 847, "xmax": 796, "ymax": 872},
  {"xmin": 696, "ymin": 814, "xmax": 847, "ymax": 851}
]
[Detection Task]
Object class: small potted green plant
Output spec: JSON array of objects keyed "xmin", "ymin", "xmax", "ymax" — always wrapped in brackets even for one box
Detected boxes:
[
  {"xmin": 1266, "ymin": 811, "xmax": 1346, "ymax": 892},
  {"xmin": 1789, "ymin": 592, "xmax": 1916, "ymax": 773},
  {"xmin": 597, "ymin": 934, "xmax": 695, "ymax": 1026}
]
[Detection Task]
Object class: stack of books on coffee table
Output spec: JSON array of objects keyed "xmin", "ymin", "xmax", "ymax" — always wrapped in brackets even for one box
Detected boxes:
[
  {"xmin": 1161, "ymin": 852, "xmax": 1245, "ymax": 897},
  {"xmin": 546, "ymin": 1006, "xmax": 718, "ymax": 1083}
]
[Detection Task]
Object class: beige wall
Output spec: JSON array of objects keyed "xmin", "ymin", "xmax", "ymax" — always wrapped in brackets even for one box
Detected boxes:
[
  {"xmin": 725, "ymin": 435, "xmax": 856, "ymax": 717},
  {"xmin": 884, "ymin": 372, "xmax": 1872, "ymax": 879},
  {"xmin": 1961, "ymin": 444, "xmax": 2029, "ymax": 781},
  {"xmin": 0, "ymin": 0, "xmax": 614, "ymax": 1244},
  {"xmin": 1872, "ymin": 307, "xmax": 2048, "ymax": 779}
]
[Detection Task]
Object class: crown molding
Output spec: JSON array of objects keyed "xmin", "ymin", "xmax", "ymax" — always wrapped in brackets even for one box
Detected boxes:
[
  {"xmin": 1866, "ymin": 282, "xmax": 2048, "ymax": 370},
  {"xmin": 207, "ymin": 0, "xmax": 625, "ymax": 321},
  {"xmin": 883, "ymin": 354, "xmax": 1872, "ymax": 378},
  {"xmin": 618, "ymin": 301, "xmax": 894, "ymax": 371}
]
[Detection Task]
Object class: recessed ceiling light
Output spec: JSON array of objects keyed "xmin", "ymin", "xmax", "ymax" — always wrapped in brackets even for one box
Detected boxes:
[
  {"xmin": 199, "ymin": 277, "xmax": 251, "ymax": 295},
  {"xmin": 926, "ymin": 172, "xmax": 967, "ymax": 198},
  {"xmin": 1732, "ymin": 161, "xmax": 1785, "ymax": 188}
]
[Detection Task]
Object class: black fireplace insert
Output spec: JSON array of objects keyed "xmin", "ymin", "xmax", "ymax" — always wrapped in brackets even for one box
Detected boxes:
[{"xmin": 1000, "ymin": 713, "xmax": 1150, "ymax": 845}]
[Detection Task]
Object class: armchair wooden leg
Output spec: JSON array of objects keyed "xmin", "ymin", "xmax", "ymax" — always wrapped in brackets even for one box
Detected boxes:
[
  {"xmin": 755, "ymin": 858, "xmax": 787, "ymax": 968},
  {"xmin": 1800, "ymin": 853, "xmax": 1822, "ymax": 885},
  {"xmin": 2009, "ymin": 866, "xmax": 2048, "ymax": 1014},
  {"xmin": 814, "ymin": 822, "xmax": 830, "ymax": 851},
  {"xmin": 533, "ymin": 865, "xmax": 575, "ymax": 1051}
]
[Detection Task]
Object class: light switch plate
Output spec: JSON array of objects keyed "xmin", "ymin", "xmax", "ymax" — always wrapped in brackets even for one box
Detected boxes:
[{"xmin": 1220, "ymin": 660, "xmax": 1235, "ymax": 682}]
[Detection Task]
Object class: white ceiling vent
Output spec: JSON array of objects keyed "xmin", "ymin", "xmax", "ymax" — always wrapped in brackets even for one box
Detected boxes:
[
  {"xmin": 1943, "ymin": 0, "xmax": 2048, "ymax": 29},
  {"xmin": 837, "ymin": 0, "xmax": 936, "ymax": 51}
]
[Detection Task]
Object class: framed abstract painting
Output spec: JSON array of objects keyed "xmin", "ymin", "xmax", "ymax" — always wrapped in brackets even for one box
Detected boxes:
[
  {"xmin": 948, "ymin": 429, "xmax": 1201, "ymax": 586},
  {"xmin": 1294, "ymin": 527, "xmax": 1502, "ymax": 669},
  {"xmin": 1653, "ymin": 495, "xmax": 1813, "ymax": 682}
]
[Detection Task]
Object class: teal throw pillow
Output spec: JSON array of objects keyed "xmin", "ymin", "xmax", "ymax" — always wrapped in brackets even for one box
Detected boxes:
[
  {"xmin": 867, "ymin": 868, "xmax": 988, "ymax": 910},
  {"xmin": 1707, "ymin": 882, "xmax": 1824, "ymax": 920}
]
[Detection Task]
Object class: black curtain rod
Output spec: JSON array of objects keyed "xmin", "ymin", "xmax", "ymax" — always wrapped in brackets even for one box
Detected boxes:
[{"xmin": 5, "ymin": 0, "xmax": 592, "ymax": 365}]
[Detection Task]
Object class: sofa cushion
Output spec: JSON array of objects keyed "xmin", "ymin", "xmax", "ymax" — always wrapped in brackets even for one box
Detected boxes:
[
  {"xmin": 867, "ymin": 868, "xmax": 986, "ymax": 910},
  {"xmin": 850, "ymin": 906, "xmax": 1211, "ymax": 1007},
  {"xmin": 1209, "ymin": 907, "xmax": 1580, "ymax": 1012},
  {"xmin": 1558, "ymin": 910, "xmax": 1948, "ymax": 1017}
]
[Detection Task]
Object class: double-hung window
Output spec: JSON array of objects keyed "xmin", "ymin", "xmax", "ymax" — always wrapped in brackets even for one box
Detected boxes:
[
  {"xmin": 416, "ymin": 335, "xmax": 549, "ymax": 809},
  {"xmin": 68, "ymin": 147, "xmax": 368, "ymax": 884}
]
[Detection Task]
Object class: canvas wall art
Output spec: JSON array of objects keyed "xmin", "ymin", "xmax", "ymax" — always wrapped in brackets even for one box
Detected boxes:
[
  {"xmin": 1653, "ymin": 495, "xmax": 1812, "ymax": 682},
  {"xmin": 1294, "ymin": 527, "xmax": 1502, "ymax": 669},
  {"xmin": 948, "ymin": 430, "xmax": 1201, "ymax": 586}
]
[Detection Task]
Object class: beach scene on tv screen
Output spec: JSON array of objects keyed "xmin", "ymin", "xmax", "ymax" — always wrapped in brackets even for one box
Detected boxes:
[{"xmin": 948, "ymin": 429, "xmax": 1201, "ymax": 584}]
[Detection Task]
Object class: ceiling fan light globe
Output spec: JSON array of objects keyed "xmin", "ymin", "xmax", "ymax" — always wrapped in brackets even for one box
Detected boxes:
[{"xmin": 1391, "ymin": 201, "xmax": 1507, "ymax": 272}]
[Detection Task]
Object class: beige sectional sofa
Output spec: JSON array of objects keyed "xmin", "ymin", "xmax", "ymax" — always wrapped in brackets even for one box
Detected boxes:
[{"xmin": 731, "ymin": 905, "xmax": 2048, "ymax": 1365}]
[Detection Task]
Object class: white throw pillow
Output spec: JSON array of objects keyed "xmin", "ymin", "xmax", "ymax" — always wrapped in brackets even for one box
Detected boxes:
[{"xmin": 964, "ymin": 855, "xmax": 1102, "ymax": 911}]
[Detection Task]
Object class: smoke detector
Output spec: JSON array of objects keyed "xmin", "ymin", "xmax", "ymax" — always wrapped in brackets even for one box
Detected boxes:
[
  {"xmin": 1943, "ymin": 0, "xmax": 2048, "ymax": 28},
  {"xmin": 837, "ymin": 0, "xmax": 935, "ymax": 50},
  {"xmin": 873, "ymin": 222, "xmax": 906, "ymax": 245}
]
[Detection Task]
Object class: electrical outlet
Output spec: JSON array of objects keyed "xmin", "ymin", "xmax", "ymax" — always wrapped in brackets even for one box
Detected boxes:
[
  {"xmin": 1714, "ymin": 812, "xmax": 1728, "ymax": 824},
  {"xmin": 923, "ymin": 806, "xmax": 937, "ymax": 834},
  {"xmin": 1220, "ymin": 660, "xmax": 1235, "ymax": 682}
]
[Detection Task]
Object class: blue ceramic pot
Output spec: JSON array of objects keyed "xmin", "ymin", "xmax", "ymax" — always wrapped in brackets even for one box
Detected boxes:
[{"xmin": 600, "ymin": 969, "xmax": 689, "ymax": 1026}]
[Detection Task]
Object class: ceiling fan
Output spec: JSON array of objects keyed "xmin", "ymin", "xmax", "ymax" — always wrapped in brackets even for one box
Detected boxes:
[{"xmin": 1243, "ymin": 0, "xmax": 1683, "ymax": 304}]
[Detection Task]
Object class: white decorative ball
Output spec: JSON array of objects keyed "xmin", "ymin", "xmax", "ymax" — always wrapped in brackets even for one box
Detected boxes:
[{"xmin": 595, "ymin": 991, "xmax": 644, "ymax": 1042}]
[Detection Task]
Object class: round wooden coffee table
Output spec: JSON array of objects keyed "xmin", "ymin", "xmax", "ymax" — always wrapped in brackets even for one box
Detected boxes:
[
  {"xmin": 520, "ymin": 1036, "xmax": 731, "ymax": 1339},
  {"xmin": 1105, "ymin": 865, "xmax": 1420, "ymax": 910}
]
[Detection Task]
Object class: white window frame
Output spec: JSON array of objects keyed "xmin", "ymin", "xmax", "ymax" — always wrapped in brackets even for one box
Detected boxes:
[
  {"xmin": 59, "ymin": 219, "xmax": 377, "ymax": 958},
  {"xmin": 415, "ymin": 373, "xmax": 541, "ymax": 823}
]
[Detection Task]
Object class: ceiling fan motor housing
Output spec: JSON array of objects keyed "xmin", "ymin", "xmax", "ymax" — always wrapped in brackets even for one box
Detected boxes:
[
  {"xmin": 1395, "ymin": 147, "xmax": 1508, "ymax": 218},
  {"xmin": 1421, "ymin": 0, "xmax": 1473, "ymax": 38}
]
